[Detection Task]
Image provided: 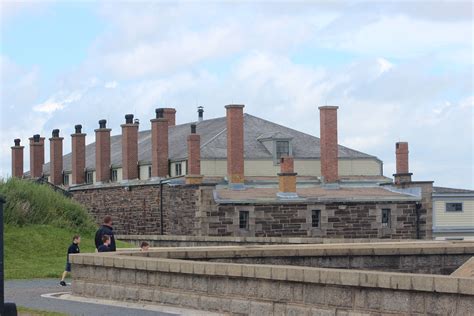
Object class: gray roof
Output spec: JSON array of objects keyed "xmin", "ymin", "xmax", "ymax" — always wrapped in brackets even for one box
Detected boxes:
[
  {"xmin": 42, "ymin": 114, "xmax": 378, "ymax": 174},
  {"xmin": 433, "ymin": 186, "xmax": 474, "ymax": 194}
]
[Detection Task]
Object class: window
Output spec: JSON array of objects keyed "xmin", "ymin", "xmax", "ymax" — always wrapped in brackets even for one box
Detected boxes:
[
  {"xmin": 382, "ymin": 209, "xmax": 391, "ymax": 227},
  {"xmin": 276, "ymin": 141, "xmax": 290, "ymax": 160},
  {"xmin": 446, "ymin": 203, "xmax": 463, "ymax": 212},
  {"xmin": 311, "ymin": 210, "xmax": 321, "ymax": 228},
  {"xmin": 63, "ymin": 174, "xmax": 69, "ymax": 186},
  {"xmin": 86, "ymin": 171, "xmax": 93, "ymax": 184},
  {"xmin": 148, "ymin": 166, "xmax": 152, "ymax": 178},
  {"xmin": 111, "ymin": 169, "xmax": 118, "ymax": 182},
  {"xmin": 239, "ymin": 211, "xmax": 249, "ymax": 230},
  {"xmin": 175, "ymin": 162, "xmax": 182, "ymax": 176}
]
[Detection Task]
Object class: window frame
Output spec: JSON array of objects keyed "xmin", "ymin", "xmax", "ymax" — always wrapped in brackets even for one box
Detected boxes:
[
  {"xmin": 311, "ymin": 209, "xmax": 321, "ymax": 228},
  {"xmin": 111, "ymin": 169, "xmax": 118, "ymax": 182},
  {"xmin": 445, "ymin": 202, "xmax": 463, "ymax": 212},
  {"xmin": 239, "ymin": 210, "xmax": 250, "ymax": 230},
  {"xmin": 63, "ymin": 173, "xmax": 69, "ymax": 186},
  {"xmin": 381, "ymin": 208, "xmax": 391, "ymax": 228},
  {"xmin": 175, "ymin": 162, "xmax": 182, "ymax": 176},
  {"xmin": 86, "ymin": 171, "xmax": 93, "ymax": 184}
]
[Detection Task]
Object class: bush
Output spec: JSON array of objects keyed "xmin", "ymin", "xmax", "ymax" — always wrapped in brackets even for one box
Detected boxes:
[{"xmin": 0, "ymin": 178, "xmax": 96, "ymax": 233}]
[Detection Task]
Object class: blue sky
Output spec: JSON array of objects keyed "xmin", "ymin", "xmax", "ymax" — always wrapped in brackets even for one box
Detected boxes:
[{"xmin": 1, "ymin": 1, "xmax": 473, "ymax": 189}]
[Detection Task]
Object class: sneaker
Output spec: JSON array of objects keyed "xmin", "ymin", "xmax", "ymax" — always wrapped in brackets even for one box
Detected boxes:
[{"xmin": 59, "ymin": 281, "xmax": 67, "ymax": 286}]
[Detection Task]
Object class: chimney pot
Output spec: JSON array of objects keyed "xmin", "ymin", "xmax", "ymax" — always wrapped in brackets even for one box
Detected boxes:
[
  {"xmin": 125, "ymin": 114, "xmax": 134, "ymax": 124},
  {"xmin": 74, "ymin": 124, "xmax": 82, "ymax": 134},
  {"xmin": 156, "ymin": 108, "xmax": 164, "ymax": 119},
  {"xmin": 33, "ymin": 134, "xmax": 40, "ymax": 143},
  {"xmin": 14, "ymin": 139, "xmax": 21, "ymax": 146},
  {"xmin": 198, "ymin": 106, "xmax": 204, "ymax": 122},
  {"xmin": 52, "ymin": 129, "xmax": 60, "ymax": 138},
  {"xmin": 191, "ymin": 124, "xmax": 197, "ymax": 134},
  {"xmin": 11, "ymin": 138, "xmax": 24, "ymax": 177},
  {"xmin": 99, "ymin": 119, "xmax": 107, "ymax": 129}
]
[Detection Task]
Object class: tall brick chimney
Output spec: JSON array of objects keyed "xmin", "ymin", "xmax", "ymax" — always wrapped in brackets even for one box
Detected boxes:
[
  {"xmin": 150, "ymin": 108, "xmax": 169, "ymax": 178},
  {"xmin": 185, "ymin": 124, "xmax": 202, "ymax": 185},
  {"xmin": 49, "ymin": 129, "xmax": 63, "ymax": 185},
  {"xmin": 29, "ymin": 134, "xmax": 44, "ymax": 178},
  {"xmin": 319, "ymin": 106, "xmax": 339, "ymax": 183},
  {"xmin": 226, "ymin": 104, "xmax": 245, "ymax": 188},
  {"xmin": 71, "ymin": 125, "xmax": 86, "ymax": 185},
  {"xmin": 162, "ymin": 108, "xmax": 176, "ymax": 127},
  {"xmin": 121, "ymin": 114, "xmax": 139, "ymax": 181},
  {"xmin": 277, "ymin": 156, "xmax": 298, "ymax": 199},
  {"xmin": 11, "ymin": 139, "xmax": 24, "ymax": 178},
  {"xmin": 95, "ymin": 119, "xmax": 111, "ymax": 184},
  {"xmin": 393, "ymin": 142, "xmax": 412, "ymax": 184}
]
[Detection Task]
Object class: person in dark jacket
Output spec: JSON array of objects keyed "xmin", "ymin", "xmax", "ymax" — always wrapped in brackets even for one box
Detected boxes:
[
  {"xmin": 94, "ymin": 215, "xmax": 116, "ymax": 251},
  {"xmin": 98, "ymin": 235, "xmax": 112, "ymax": 252},
  {"xmin": 60, "ymin": 235, "xmax": 81, "ymax": 286}
]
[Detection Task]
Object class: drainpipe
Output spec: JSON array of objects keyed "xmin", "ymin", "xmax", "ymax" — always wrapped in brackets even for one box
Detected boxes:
[
  {"xmin": 416, "ymin": 202, "xmax": 422, "ymax": 239},
  {"xmin": 159, "ymin": 176, "xmax": 186, "ymax": 235}
]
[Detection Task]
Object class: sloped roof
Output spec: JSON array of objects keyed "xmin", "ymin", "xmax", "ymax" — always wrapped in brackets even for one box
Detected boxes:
[
  {"xmin": 433, "ymin": 186, "xmax": 474, "ymax": 194},
  {"xmin": 42, "ymin": 113, "xmax": 378, "ymax": 174}
]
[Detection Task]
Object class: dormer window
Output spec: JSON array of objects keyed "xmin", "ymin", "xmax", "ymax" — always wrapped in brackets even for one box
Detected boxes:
[{"xmin": 276, "ymin": 141, "xmax": 290, "ymax": 160}]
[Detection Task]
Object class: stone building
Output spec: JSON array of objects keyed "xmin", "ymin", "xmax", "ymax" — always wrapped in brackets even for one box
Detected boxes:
[{"xmin": 15, "ymin": 104, "xmax": 469, "ymax": 239}]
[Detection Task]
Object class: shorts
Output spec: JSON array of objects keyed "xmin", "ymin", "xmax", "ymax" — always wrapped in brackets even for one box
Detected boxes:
[{"xmin": 65, "ymin": 262, "xmax": 71, "ymax": 272}]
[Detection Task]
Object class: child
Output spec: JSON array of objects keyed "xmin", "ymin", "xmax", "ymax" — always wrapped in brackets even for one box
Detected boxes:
[
  {"xmin": 60, "ymin": 235, "xmax": 80, "ymax": 286},
  {"xmin": 140, "ymin": 241, "xmax": 150, "ymax": 251},
  {"xmin": 98, "ymin": 235, "xmax": 111, "ymax": 252}
]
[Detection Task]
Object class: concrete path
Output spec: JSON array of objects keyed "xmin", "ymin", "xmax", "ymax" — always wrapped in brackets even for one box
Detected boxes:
[{"xmin": 5, "ymin": 279, "xmax": 207, "ymax": 316}]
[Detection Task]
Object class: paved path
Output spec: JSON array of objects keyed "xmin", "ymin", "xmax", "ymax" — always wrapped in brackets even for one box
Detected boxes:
[{"xmin": 5, "ymin": 279, "xmax": 182, "ymax": 316}]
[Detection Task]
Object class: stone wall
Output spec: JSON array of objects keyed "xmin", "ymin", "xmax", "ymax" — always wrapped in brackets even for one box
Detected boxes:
[
  {"xmin": 200, "ymin": 201, "xmax": 421, "ymax": 239},
  {"xmin": 71, "ymin": 183, "xmax": 201, "ymax": 235},
  {"xmin": 71, "ymin": 183, "xmax": 425, "ymax": 239},
  {"xmin": 71, "ymin": 242, "xmax": 474, "ymax": 315}
]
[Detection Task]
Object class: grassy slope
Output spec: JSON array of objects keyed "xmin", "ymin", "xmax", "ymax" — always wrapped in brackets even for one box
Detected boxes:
[
  {"xmin": 5, "ymin": 224, "xmax": 131, "ymax": 279},
  {"xmin": 17, "ymin": 306, "xmax": 67, "ymax": 316}
]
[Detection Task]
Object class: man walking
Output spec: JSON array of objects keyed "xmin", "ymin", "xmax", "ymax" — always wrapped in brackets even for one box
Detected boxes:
[{"xmin": 94, "ymin": 215, "xmax": 116, "ymax": 251}]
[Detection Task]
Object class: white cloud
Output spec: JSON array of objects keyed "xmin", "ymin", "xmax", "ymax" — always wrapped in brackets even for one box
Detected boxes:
[
  {"xmin": 33, "ymin": 91, "xmax": 83, "ymax": 114},
  {"xmin": 104, "ymin": 81, "xmax": 118, "ymax": 89}
]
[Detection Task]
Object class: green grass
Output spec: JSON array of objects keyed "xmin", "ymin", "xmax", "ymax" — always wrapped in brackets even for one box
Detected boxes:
[
  {"xmin": 5, "ymin": 224, "xmax": 131, "ymax": 279},
  {"xmin": 0, "ymin": 178, "xmax": 96, "ymax": 232},
  {"xmin": 17, "ymin": 306, "xmax": 67, "ymax": 316}
]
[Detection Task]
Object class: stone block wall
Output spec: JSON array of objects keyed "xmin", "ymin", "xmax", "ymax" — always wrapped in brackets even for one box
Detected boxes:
[
  {"xmin": 200, "ymin": 201, "xmax": 420, "ymax": 239},
  {"xmin": 71, "ymin": 184, "xmax": 201, "ymax": 235}
]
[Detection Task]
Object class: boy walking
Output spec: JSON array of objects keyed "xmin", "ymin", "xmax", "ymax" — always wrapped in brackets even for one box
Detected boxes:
[{"xmin": 60, "ymin": 235, "xmax": 80, "ymax": 286}]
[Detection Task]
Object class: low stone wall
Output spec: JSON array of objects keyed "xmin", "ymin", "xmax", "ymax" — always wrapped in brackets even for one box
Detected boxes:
[
  {"xmin": 117, "ymin": 234, "xmax": 417, "ymax": 247},
  {"xmin": 71, "ymin": 242, "xmax": 474, "ymax": 315}
]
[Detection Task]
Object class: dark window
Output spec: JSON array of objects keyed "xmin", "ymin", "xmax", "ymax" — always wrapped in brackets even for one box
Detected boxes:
[
  {"xmin": 382, "ymin": 209, "xmax": 391, "ymax": 227},
  {"xmin": 239, "ymin": 211, "xmax": 249, "ymax": 230},
  {"xmin": 63, "ymin": 174, "xmax": 69, "ymax": 186},
  {"xmin": 311, "ymin": 210, "xmax": 321, "ymax": 228},
  {"xmin": 148, "ymin": 166, "xmax": 152, "ymax": 178},
  {"xmin": 111, "ymin": 169, "xmax": 118, "ymax": 182},
  {"xmin": 276, "ymin": 141, "xmax": 290, "ymax": 160},
  {"xmin": 175, "ymin": 163, "xmax": 182, "ymax": 176},
  {"xmin": 446, "ymin": 203, "xmax": 463, "ymax": 212},
  {"xmin": 86, "ymin": 171, "xmax": 93, "ymax": 184}
]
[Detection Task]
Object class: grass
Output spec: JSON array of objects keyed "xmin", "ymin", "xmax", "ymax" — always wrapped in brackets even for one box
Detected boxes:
[
  {"xmin": 17, "ymin": 306, "xmax": 67, "ymax": 316},
  {"xmin": 5, "ymin": 224, "xmax": 131, "ymax": 279},
  {"xmin": 0, "ymin": 178, "xmax": 96, "ymax": 232}
]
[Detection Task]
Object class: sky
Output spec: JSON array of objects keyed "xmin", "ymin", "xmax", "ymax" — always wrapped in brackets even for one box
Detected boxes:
[{"xmin": 0, "ymin": 0, "xmax": 473, "ymax": 189}]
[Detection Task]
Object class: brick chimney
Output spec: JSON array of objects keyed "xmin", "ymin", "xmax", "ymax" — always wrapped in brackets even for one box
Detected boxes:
[
  {"xmin": 95, "ymin": 119, "xmax": 111, "ymax": 184},
  {"xmin": 150, "ymin": 108, "xmax": 169, "ymax": 178},
  {"xmin": 319, "ymin": 106, "xmax": 339, "ymax": 183},
  {"xmin": 121, "ymin": 114, "xmax": 139, "ymax": 181},
  {"xmin": 185, "ymin": 124, "xmax": 203, "ymax": 185},
  {"xmin": 29, "ymin": 134, "xmax": 45, "ymax": 178},
  {"xmin": 11, "ymin": 139, "xmax": 24, "ymax": 178},
  {"xmin": 277, "ymin": 156, "xmax": 298, "ymax": 199},
  {"xmin": 393, "ymin": 142, "xmax": 412, "ymax": 184},
  {"xmin": 71, "ymin": 125, "xmax": 86, "ymax": 185},
  {"xmin": 49, "ymin": 129, "xmax": 63, "ymax": 185},
  {"xmin": 197, "ymin": 106, "xmax": 204, "ymax": 122},
  {"xmin": 162, "ymin": 108, "xmax": 176, "ymax": 127},
  {"xmin": 226, "ymin": 104, "xmax": 245, "ymax": 188}
]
